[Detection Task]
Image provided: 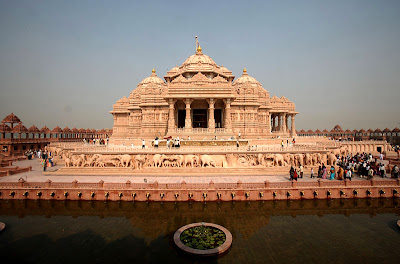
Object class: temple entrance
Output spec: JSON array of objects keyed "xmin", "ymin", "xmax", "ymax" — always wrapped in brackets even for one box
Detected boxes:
[
  {"xmin": 214, "ymin": 109, "xmax": 222, "ymax": 128},
  {"xmin": 177, "ymin": 110, "xmax": 185, "ymax": 128},
  {"xmin": 193, "ymin": 109, "xmax": 207, "ymax": 128}
]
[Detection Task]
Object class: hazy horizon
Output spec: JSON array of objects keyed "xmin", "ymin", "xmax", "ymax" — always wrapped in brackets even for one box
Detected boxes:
[{"xmin": 1, "ymin": 0, "xmax": 399, "ymax": 131}]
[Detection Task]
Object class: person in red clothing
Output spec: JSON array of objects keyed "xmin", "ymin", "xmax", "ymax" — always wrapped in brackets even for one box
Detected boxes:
[{"xmin": 293, "ymin": 169, "xmax": 298, "ymax": 181}]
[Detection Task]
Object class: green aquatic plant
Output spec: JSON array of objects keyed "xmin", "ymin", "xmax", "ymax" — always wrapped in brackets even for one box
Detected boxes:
[{"xmin": 180, "ymin": 225, "xmax": 226, "ymax": 250}]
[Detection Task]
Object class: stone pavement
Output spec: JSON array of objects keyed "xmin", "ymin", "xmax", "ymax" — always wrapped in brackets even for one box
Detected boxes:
[{"xmin": 0, "ymin": 158, "xmax": 392, "ymax": 184}]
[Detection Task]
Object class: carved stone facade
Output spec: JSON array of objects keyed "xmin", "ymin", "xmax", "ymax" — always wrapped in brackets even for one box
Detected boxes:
[{"xmin": 110, "ymin": 45, "xmax": 297, "ymax": 143}]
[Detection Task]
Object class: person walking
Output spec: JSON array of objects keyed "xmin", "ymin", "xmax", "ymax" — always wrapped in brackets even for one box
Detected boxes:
[
  {"xmin": 329, "ymin": 166, "xmax": 335, "ymax": 180},
  {"xmin": 289, "ymin": 166, "xmax": 294, "ymax": 181},
  {"xmin": 299, "ymin": 165, "xmax": 304, "ymax": 178}
]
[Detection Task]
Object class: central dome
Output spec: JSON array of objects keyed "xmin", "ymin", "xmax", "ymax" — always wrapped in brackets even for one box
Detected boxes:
[{"xmin": 181, "ymin": 46, "xmax": 218, "ymax": 71}]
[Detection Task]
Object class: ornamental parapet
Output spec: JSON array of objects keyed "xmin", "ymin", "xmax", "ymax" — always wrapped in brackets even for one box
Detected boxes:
[{"xmin": 1, "ymin": 179, "xmax": 398, "ymax": 201}]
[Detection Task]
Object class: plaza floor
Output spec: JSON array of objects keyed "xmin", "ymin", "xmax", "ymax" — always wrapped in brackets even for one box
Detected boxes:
[{"xmin": 0, "ymin": 158, "xmax": 393, "ymax": 184}]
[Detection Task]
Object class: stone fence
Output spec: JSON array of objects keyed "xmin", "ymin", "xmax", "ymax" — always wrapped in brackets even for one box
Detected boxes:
[
  {"xmin": 0, "ymin": 166, "xmax": 32, "ymax": 177},
  {"xmin": 1, "ymin": 178, "xmax": 398, "ymax": 202}
]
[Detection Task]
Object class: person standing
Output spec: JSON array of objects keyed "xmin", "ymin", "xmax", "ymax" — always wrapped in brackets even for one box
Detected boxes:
[
  {"xmin": 236, "ymin": 140, "xmax": 239, "ymax": 149},
  {"xmin": 310, "ymin": 168, "xmax": 314, "ymax": 178},
  {"xmin": 154, "ymin": 137, "xmax": 159, "ymax": 149},
  {"xmin": 299, "ymin": 165, "xmax": 304, "ymax": 178},
  {"xmin": 166, "ymin": 138, "xmax": 170, "ymax": 149},
  {"xmin": 293, "ymin": 169, "xmax": 298, "ymax": 181},
  {"xmin": 330, "ymin": 166, "xmax": 335, "ymax": 180},
  {"xmin": 142, "ymin": 139, "xmax": 145, "ymax": 149},
  {"xmin": 238, "ymin": 131, "xmax": 241, "ymax": 139},
  {"xmin": 281, "ymin": 140, "xmax": 284, "ymax": 150},
  {"xmin": 393, "ymin": 165, "xmax": 399, "ymax": 178},
  {"xmin": 379, "ymin": 164, "xmax": 385, "ymax": 178},
  {"xmin": 346, "ymin": 169, "xmax": 352, "ymax": 181}
]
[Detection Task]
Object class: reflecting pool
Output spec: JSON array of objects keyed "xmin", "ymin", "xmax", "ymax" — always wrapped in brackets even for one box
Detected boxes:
[{"xmin": 0, "ymin": 198, "xmax": 399, "ymax": 263}]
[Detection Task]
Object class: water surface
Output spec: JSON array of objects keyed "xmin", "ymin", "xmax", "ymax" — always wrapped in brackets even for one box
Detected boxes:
[{"xmin": 0, "ymin": 199, "xmax": 399, "ymax": 263}]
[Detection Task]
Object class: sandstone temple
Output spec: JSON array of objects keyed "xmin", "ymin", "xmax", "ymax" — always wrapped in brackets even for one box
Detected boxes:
[{"xmin": 110, "ymin": 45, "xmax": 297, "ymax": 143}]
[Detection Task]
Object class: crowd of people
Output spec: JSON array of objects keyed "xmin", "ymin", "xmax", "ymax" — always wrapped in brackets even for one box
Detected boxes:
[
  {"xmin": 289, "ymin": 151, "xmax": 399, "ymax": 181},
  {"xmin": 83, "ymin": 138, "xmax": 108, "ymax": 145},
  {"xmin": 24, "ymin": 149, "xmax": 54, "ymax": 171}
]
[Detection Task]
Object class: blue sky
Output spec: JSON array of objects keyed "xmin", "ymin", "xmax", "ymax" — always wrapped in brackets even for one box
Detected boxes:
[{"xmin": 0, "ymin": 0, "xmax": 399, "ymax": 130}]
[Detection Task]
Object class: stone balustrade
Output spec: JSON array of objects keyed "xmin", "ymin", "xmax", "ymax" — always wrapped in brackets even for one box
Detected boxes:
[{"xmin": 1, "ymin": 179, "xmax": 398, "ymax": 201}]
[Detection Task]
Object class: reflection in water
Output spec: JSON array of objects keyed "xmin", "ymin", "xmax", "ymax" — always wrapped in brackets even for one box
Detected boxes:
[{"xmin": 0, "ymin": 199, "xmax": 399, "ymax": 263}]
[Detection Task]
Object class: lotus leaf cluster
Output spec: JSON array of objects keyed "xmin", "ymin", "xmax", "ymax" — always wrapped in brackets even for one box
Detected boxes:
[{"xmin": 180, "ymin": 226, "xmax": 226, "ymax": 250}]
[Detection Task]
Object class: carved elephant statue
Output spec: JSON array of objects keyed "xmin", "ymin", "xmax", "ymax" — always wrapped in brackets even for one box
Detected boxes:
[
  {"xmin": 327, "ymin": 153, "xmax": 337, "ymax": 166},
  {"xmin": 213, "ymin": 155, "xmax": 229, "ymax": 167},
  {"xmin": 294, "ymin": 154, "xmax": 304, "ymax": 166},
  {"xmin": 283, "ymin": 154, "xmax": 295, "ymax": 166},
  {"xmin": 64, "ymin": 157, "xmax": 71, "ymax": 167},
  {"xmin": 312, "ymin": 153, "xmax": 322, "ymax": 165},
  {"xmin": 134, "ymin": 155, "xmax": 146, "ymax": 169},
  {"xmin": 266, "ymin": 154, "xmax": 285, "ymax": 166},
  {"xmin": 152, "ymin": 154, "xmax": 166, "ymax": 167},
  {"xmin": 330, "ymin": 148, "xmax": 341, "ymax": 156},
  {"xmin": 116, "ymin": 154, "xmax": 133, "ymax": 167},
  {"xmin": 184, "ymin": 154, "xmax": 199, "ymax": 168},
  {"xmin": 71, "ymin": 154, "xmax": 85, "ymax": 167},
  {"xmin": 304, "ymin": 153, "xmax": 313, "ymax": 166},
  {"xmin": 200, "ymin": 155, "xmax": 216, "ymax": 167},
  {"xmin": 226, "ymin": 154, "xmax": 238, "ymax": 167}
]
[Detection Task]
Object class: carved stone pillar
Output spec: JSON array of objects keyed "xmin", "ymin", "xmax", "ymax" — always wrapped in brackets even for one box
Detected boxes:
[
  {"xmin": 184, "ymin": 99, "xmax": 193, "ymax": 131},
  {"xmin": 278, "ymin": 113, "xmax": 282, "ymax": 132},
  {"xmin": 224, "ymin": 99, "xmax": 232, "ymax": 132},
  {"xmin": 290, "ymin": 114, "xmax": 296, "ymax": 137},
  {"xmin": 282, "ymin": 113, "xmax": 287, "ymax": 134},
  {"xmin": 168, "ymin": 99, "xmax": 176, "ymax": 133},
  {"xmin": 267, "ymin": 112, "xmax": 271, "ymax": 133},
  {"xmin": 208, "ymin": 98, "xmax": 215, "ymax": 132}
]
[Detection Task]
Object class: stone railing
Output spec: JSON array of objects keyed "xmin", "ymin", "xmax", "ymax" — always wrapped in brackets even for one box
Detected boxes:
[{"xmin": 1, "ymin": 179, "xmax": 398, "ymax": 201}]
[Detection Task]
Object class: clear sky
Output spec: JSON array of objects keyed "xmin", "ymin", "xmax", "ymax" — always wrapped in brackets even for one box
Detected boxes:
[{"xmin": 0, "ymin": 0, "xmax": 399, "ymax": 131}]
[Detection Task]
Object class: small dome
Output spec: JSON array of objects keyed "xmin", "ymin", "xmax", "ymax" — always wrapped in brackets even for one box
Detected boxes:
[
  {"xmin": 117, "ymin": 96, "xmax": 130, "ymax": 104},
  {"xmin": 12, "ymin": 124, "xmax": 28, "ymax": 133},
  {"xmin": 170, "ymin": 66, "xmax": 179, "ymax": 72},
  {"xmin": 219, "ymin": 65, "xmax": 230, "ymax": 73},
  {"xmin": 233, "ymin": 68, "xmax": 260, "ymax": 85},
  {"xmin": 139, "ymin": 69, "xmax": 165, "ymax": 85}
]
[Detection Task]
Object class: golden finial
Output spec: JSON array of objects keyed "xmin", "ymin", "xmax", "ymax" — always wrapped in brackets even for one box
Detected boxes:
[
  {"xmin": 152, "ymin": 68, "xmax": 156, "ymax": 73},
  {"xmin": 197, "ymin": 45, "xmax": 202, "ymax": 52},
  {"xmin": 243, "ymin": 68, "xmax": 247, "ymax": 73}
]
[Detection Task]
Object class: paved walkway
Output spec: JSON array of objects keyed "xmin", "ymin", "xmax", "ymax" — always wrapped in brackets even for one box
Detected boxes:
[{"xmin": 0, "ymin": 158, "xmax": 393, "ymax": 184}]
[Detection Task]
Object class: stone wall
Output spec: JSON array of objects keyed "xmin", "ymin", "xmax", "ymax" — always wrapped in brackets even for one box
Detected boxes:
[{"xmin": 1, "ymin": 179, "xmax": 399, "ymax": 202}]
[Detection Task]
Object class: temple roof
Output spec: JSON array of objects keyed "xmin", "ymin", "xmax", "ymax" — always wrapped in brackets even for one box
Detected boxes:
[
  {"xmin": 0, "ymin": 123, "xmax": 12, "ymax": 132},
  {"xmin": 12, "ymin": 124, "xmax": 28, "ymax": 133},
  {"xmin": 40, "ymin": 126, "xmax": 51, "ymax": 133},
  {"xmin": 2, "ymin": 113, "xmax": 21, "ymax": 124},
  {"xmin": 332, "ymin": 124, "xmax": 343, "ymax": 131},
  {"xmin": 71, "ymin": 127, "xmax": 79, "ymax": 133},
  {"xmin": 52, "ymin": 126, "xmax": 63, "ymax": 133},
  {"xmin": 63, "ymin": 126, "xmax": 71, "ymax": 133},
  {"xmin": 28, "ymin": 125, "xmax": 40, "ymax": 133}
]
